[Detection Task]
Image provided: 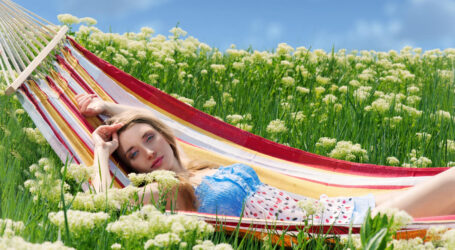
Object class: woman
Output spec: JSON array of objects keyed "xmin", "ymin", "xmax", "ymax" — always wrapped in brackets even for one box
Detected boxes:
[{"xmin": 77, "ymin": 93, "xmax": 455, "ymax": 223}]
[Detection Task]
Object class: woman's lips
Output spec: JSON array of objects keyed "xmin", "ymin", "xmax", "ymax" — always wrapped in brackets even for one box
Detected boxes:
[{"xmin": 151, "ymin": 156, "xmax": 164, "ymax": 169}]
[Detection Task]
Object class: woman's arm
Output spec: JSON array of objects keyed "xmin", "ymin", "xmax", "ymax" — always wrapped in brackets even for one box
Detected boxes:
[
  {"xmin": 89, "ymin": 123, "xmax": 123, "ymax": 193},
  {"xmin": 90, "ymin": 147, "xmax": 113, "ymax": 192},
  {"xmin": 76, "ymin": 94, "xmax": 154, "ymax": 117}
]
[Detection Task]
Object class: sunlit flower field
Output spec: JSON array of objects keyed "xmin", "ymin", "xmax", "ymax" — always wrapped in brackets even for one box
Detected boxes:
[
  {"xmin": 1, "ymin": 14, "xmax": 455, "ymax": 249},
  {"xmin": 74, "ymin": 21, "xmax": 455, "ymax": 168}
]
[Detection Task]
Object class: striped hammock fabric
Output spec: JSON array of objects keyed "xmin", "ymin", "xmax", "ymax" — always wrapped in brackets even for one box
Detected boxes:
[{"xmin": 15, "ymin": 37, "xmax": 455, "ymax": 241}]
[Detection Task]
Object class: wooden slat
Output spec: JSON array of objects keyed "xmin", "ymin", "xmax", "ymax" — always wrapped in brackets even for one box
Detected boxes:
[{"xmin": 5, "ymin": 25, "xmax": 68, "ymax": 95}]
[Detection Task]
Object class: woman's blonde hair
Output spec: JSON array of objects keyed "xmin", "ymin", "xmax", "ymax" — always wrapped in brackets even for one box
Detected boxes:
[{"xmin": 105, "ymin": 110, "xmax": 218, "ymax": 211}]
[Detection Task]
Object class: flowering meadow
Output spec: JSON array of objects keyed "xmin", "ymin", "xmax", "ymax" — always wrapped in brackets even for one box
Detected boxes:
[
  {"xmin": 2, "ymin": 13, "xmax": 455, "ymax": 249},
  {"xmin": 73, "ymin": 17, "xmax": 455, "ymax": 168}
]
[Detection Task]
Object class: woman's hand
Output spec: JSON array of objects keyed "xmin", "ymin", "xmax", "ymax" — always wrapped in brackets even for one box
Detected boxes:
[
  {"xmin": 76, "ymin": 94, "xmax": 106, "ymax": 117},
  {"xmin": 92, "ymin": 123, "xmax": 123, "ymax": 155}
]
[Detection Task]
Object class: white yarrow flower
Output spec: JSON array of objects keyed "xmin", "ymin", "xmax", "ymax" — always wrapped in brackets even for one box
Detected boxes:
[
  {"xmin": 57, "ymin": 14, "xmax": 80, "ymax": 25},
  {"xmin": 386, "ymin": 157, "xmax": 400, "ymax": 166},
  {"xmin": 266, "ymin": 120, "xmax": 288, "ymax": 134},
  {"xmin": 297, "ymin": 198, "xmax": 324, "ymax": 216},
  {"xmin": 296, "ymin": 86, "xmax": 310, "ymax": 94},
  {"xmin": 281, "ymin": 76, "xmax": 295, "ymax": 86},
  {"xmin": 48, "ymin": 210, "xmax": 110, "ymax": 237},
  {"xmin": 79, "ymin": 17, "xmax": 97, "ymax": 26},
  {"xmin": 372, "ymin": 207, "xmax": 413, "ymax": 232},
  {"xmin": 203, "ymin": 97, "xmax": 216, "ymax": 109},
  {"xmin": 315, "ymin": 137, "xmax": 337, "ymax": 150}
]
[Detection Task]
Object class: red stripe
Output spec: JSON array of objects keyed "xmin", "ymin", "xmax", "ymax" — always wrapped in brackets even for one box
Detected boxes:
[
  {"xmin": 46, "ymin": 76, "xmax": 95, "ymax": 132},
  {"xmin": 55, "ymin": 71, "xmax": 78, "ymax": 95},
  {"xmin": 204, "ymin": 218, "xmax": 356, "ymax": 234},
  {"xmin": 179, "ymin": 211, "xmax": 455, "ymax": 228},
  {"xmin": 62, "ymin": 46, "xmax": 117, "ymax": 103},
  {"xmin": 67, "ymin": 37, "xmax": 449, "ymax": 178},
  {"xmin": 20, "ymin": 85, "xmax": 79, "ymax": 164},
  {"xmin": 288, "ymin": 174, "xmax": 412, "ymax": 189},
  {"xmin": 56, "ymin": 54, "xmax": 95, "ymax": 94}
]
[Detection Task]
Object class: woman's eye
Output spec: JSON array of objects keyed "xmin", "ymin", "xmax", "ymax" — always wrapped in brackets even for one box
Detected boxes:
[
  {"xmin": 130, "ymin": 151, "xmax": 138, "ymax": 159},
  {"xmin": 146, "ymin": 134, "xmax": 154, "ymax": 142}
]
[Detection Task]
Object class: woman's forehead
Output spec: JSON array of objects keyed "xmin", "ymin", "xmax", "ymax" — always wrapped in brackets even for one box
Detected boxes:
[{"xmin": 119, "ymin": 123, "xmax": 156, "ymax": 143}]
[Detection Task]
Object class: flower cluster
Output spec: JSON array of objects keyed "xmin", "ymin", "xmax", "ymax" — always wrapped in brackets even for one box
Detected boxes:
[
  {"xmin": 111, "ymin": 243, "xmax": 122, "ymax": 249},
  {"xmin": 22, "ymin": 127, "xmax": 46, "ymax": 145},
  {"xmin": 203, "ymin": 96, "xmax": 216, "ymax": 109},
  {"xmin": 128, "ymin": 170, "xmax": 179, "ymax": 189},
  {"xmin": 416, "ymin": 132, "xmax": 432, "ymax": 143},
  {"xmin": 24, "ymin": 158, "xmax": 69, "ymax": 203},
  {"xmin": 315, "ymin": 137, "xmax": 337, "ymax": 151},
  {"xmin": 329, "ymin": 141, "xmax": 369, "ymax": 162},
  {"xmin": 57, "ymin": 14, "xmax": 80, "ymax": 25},
  {"xmin": 62, "ymin": 163, "xmax": 93, "ymax": 183},
  {"xmin": 386, "ymin": 156, "xmax": 400, "ymax": 166},
  {"xmin": 297, "ymin": 198, "xmax": 325, "ymax": 216},
  {"xmin": 226, "ymin": 113, "xmax": 251, "ymax": 124},
  {"xmin": 266, "ymin": 119, "xmax": 287, "ymax": 134},
  {"xmin": 0, "ymin": 218, "xmax": 25, "ymax": 237},
  {"xmin": 281, "ymin": 76, "xmax": 295, "ymax": 87},
  {"xmin": 170, "ymin": 93, "xmax": 194, "ymax": 106},
  {"xmin": 70, "ymin": 186, "xmax": 140, "ymax": 211},
  {"xmin": 192, "ymin": 240, "xmax": 233, "ymax": 250},
  {"xmin": 387, "ymin": 226, "xmax": 455, "ymax": 249},
  {"xmin": 106, "ymin": 205, "xmax": 214, "ymax": 242},
  {"xmin": 24, "ymin": 158, "xmax": 141, "ymax": 211},
  {"xmin": 372, "ymin": 207, "xmax": 413, "ymax": 232},
  {"xmin": 440, "ymin": 139, "xmax": 455, "ymax": 153},
  {"xmin": 390, "ymin": 237, "xmax": 434, "ymax": 250},
  {"xmin": 48, "ymin": 210, "xmax": 109, "ymax": 237},
  {"xmin": 0, "ymin": 236, "xmax": 73, "ymax": 250},
  {"xmin": 403, "ymin": 149, "xmax": 433, "ymax": 167},
  {"xmin": 144, "ymin": 232, "xmax": 181, "ymax": 249}
]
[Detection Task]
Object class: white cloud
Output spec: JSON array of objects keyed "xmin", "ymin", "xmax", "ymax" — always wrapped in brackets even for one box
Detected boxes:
[
  {"xmin": 57, "ymin": 0, "xmax": 170, "ymax": 19},
  {"xmin": 311, "ymin": 19, "xmax": 409, "ymax": 51},
  {"xmin": 266, "ymin": 22, "xmax": 283, "ymax": 40},
  {"xmin": 243, "ymin": 20, "xmax": 284, "ymax": 50},
  {"xmin": 311, "ymin": 0, "xmax": 455, "ymax": 51}
]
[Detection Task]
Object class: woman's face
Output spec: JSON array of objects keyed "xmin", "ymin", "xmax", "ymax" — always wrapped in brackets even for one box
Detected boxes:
[{"xmin": 117, "ymin": 123, "xmax": 179, "ymax": 173}]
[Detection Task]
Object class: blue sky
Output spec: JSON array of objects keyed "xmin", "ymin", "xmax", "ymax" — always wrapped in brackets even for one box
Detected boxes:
[{"xmin": 14, "ymin": 0, "xmax": 455, "ymax": 52}]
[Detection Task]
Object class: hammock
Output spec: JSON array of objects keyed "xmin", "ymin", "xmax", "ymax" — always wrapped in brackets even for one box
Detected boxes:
[{"xmin": 1, "ymin": 0, "xmax": 454, "ymax": 244}]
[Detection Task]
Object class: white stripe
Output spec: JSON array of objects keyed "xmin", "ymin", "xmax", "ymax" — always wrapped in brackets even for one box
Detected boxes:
[{"xmin": 52, "ymin": 61, "xmax": 88, "ymax": 94}]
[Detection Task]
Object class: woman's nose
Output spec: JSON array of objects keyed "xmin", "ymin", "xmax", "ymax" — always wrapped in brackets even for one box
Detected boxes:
[{"xmin": 145, "ymin": 148, "xmax": 156, "ymax": 159}]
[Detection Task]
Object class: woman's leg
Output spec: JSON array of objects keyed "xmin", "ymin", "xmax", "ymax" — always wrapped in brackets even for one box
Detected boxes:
[{"xmin": 373, "ymin": 167, "xmax": 455, "ymax": 217}]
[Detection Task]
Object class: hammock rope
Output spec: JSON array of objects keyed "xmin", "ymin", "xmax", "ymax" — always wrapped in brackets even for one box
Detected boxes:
[{"xmin": 0, "ymin": 0, "xmax": 67, "ymax": 95}]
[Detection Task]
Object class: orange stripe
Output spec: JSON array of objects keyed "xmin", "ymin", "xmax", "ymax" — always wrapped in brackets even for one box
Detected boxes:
[{"xmin": 61, "ymin": 49, "xmax": 115, "ymax": 103}]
